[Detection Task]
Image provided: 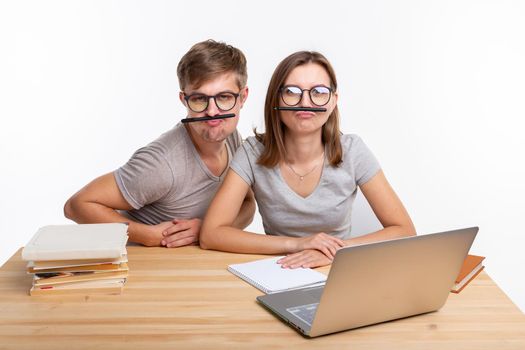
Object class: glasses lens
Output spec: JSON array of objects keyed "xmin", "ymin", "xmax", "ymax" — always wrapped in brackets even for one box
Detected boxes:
[
  {"xmin": 310, "ymin": 86, "xmax": 331, "ymax": 106},
  {"xmin": 281, "ymin": 86, "xmax": 302, "ymax": 106},
  {"xmin": 215, "ymin": 92, "xmax": 237, "ymax": 111},
  {"xmin": 187, "ymin": 94, "xmax": 208, "ymax": 112}
]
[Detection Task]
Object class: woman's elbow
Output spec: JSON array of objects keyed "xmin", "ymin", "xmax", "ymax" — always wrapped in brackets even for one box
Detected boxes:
[
  {"xmin": 199, "ymin": 226, "xmax": 215, "ymax": 250},
  {"xmin": 403, "ymin": 222, "xmax": 417, "ymax": 237}
]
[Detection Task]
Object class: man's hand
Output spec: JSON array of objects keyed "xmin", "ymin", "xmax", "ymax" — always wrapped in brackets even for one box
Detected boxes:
[
  {"xmin": 161, "ymin": 218, "xmax": 202, "ymax": 248},
  {"xmin": 278, "ymin": 249, "xmax": 333, "ymax": 269},
  {"xmin": 293, "ymin": 232, "xmax": 345, "ymax": 259},
  {"xmin": 139, "ymin": 221, "xmax": 178, "ymax": 247}
]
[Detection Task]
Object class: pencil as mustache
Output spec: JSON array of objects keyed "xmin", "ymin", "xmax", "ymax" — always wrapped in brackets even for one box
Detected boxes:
[
  {"xmin": 273, "ymin": 107, "xmax": 327, "ymax": 112},
  {"xmin": 181, "ymin": 113, "xmax": 236, "ymax": 123}
]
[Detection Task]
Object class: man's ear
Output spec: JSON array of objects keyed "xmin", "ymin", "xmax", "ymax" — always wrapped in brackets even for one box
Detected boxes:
[
  {"xmin": 179, "ymin": 91, "xmax": 186, "ymax": 105},
  {"xmin": 239, "ymin": 86, "xmax": 249, "ymax": 107}
]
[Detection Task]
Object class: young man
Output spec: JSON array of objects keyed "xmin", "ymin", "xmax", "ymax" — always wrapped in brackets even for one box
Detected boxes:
[{"xmin": 64, "ymin": 40, "xmax": 255, "ymax": 247}]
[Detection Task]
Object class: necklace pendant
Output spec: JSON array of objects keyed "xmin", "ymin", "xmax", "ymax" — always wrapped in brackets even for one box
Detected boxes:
[{"xmin": 300, "ymin": 176, "xmax": 304, "ymax": 181}]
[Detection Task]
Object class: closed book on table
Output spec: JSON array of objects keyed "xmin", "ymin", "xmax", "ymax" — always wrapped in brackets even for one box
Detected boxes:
[
  {"xmin": 30, "ymin": 278, "xmax": 126, "ymax": 296},
  {"xmin": 28, "ymin": 255, "xmax": 128, "ymax": 271},
  {"xmin": 451, "ymin": 254, "xmax": 485, "ymax": 293},
  {"xmin": 28, "ymin": 262, "xmax": 129, "ymax": 274},
  {"xmin": 33, "ymin": 270, "xmax": 129, "ymax": 286},
  {"xmin": 22, "ymin": 223, "xmax": 129, "ymax": 261}
]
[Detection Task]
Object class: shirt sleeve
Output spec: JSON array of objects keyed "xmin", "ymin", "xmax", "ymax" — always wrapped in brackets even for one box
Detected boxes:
[
  {"xmin": 114, "ymin": 142, "xmax": 174, "ymax": 209},
  {"xmin": 230, "ymin": 140, "xmax": 256, "ymax": 186},
  {"xmin": 349, "ymin": 135, "xmax": 382, "ymax": 186},
  {"xmin": 234, "ymin": 129, "xmax": 243, "ymax": 148}
]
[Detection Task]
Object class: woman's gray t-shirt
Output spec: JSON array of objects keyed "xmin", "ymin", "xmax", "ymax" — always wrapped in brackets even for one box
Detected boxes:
[{"xmin": 230, "ymin": 134, "xmax": 381, "ymax": 239}]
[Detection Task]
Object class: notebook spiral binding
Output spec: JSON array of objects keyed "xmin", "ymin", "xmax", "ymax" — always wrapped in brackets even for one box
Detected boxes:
[{"xmin": 227, "ymin": 266, "xmax": 271, "ymax": 294}]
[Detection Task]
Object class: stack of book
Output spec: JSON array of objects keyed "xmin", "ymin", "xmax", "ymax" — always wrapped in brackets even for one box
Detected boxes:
[
  {"xmin": 451, "ymin": 254, "xmax": 486, "ymax": 293},
  {"xmin": 22, "ymin": 223, "xmax": 129, "ymax": 296}
]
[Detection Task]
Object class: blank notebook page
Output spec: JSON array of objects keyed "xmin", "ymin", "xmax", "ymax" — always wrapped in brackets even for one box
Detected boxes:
[{"xmin": 228, "ymin": 256, "xmax": 327, "ymax": 294}]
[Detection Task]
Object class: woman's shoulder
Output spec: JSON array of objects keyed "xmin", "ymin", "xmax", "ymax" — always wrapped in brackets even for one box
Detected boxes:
[
  {"xmin": 339, "ymin": 133, "xmax": 377, "ymax": 163},
  {"xmin": 340, "ymin": 133, "xmax": 366, "ymax": 150}
]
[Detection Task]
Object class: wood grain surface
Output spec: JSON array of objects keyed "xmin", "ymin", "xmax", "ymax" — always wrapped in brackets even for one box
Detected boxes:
[{"xmin": 1, "ymin": 246, "xmax": 524, "ymax": 349}]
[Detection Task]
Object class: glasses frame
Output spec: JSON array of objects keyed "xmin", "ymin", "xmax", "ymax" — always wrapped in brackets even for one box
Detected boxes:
[
  {"xmin": 183, "ymin": 91, "xmax": 240, "ymax": 113},
  {"xmin": 279, "ymin": 85, "xmax": 333, "ymax": 107}
]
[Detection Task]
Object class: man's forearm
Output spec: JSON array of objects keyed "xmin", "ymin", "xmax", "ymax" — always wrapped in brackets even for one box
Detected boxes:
[{"xmin": 64, "ymin": 200, "xmax": 157, "ymax": 246}]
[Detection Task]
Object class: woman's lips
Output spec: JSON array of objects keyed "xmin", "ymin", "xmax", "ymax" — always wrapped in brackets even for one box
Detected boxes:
[{"xmin": 295, "ymin": 111, "xmax": 316, "ymax": 119}]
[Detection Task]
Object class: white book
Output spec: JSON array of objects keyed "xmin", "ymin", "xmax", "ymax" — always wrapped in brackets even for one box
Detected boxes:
[
  {"xmin": 22, "ymin": 223, "xmax": 129, "ymax": 261},
  {"xmin": 228, "ymin": 256, "xmax": 327, "ymax": 294}
]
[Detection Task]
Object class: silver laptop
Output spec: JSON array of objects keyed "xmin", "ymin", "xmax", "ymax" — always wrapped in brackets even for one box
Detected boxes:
[{"xmin": 257, "ymin": 227, "xmax": 478, "ymax": 337}]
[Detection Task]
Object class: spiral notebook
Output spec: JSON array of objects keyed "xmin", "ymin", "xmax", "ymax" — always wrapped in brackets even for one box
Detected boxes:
[{"xmin": 228, "ymin": 256, "xmax": 327, "ymax": 294}]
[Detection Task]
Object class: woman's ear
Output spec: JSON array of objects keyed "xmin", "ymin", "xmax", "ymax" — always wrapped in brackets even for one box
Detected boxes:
[{"xmin": 332, "ymin": 90, "xmax": 338, "ymax": 105}]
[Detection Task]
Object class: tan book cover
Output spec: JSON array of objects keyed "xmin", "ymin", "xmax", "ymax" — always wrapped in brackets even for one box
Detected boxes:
[
  {"xmin": 30, "ymin": 284, "xmax": 123, "ymax": 296},
  {"xmin": 451, "ymin": 254, "xmax": 485, "ymax": 293},
  {"xmin": 30, "ymin": 278, "xmax": 126, "ymax": 296},
  {"xmin": 33, "ymin": 270, "xmax": 129, "ymax": 286}
]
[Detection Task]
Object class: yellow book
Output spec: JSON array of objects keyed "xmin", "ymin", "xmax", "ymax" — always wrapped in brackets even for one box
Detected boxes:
[{"xmin": 33, "ymin": 270, "xmax": 129, "ymax": 286}]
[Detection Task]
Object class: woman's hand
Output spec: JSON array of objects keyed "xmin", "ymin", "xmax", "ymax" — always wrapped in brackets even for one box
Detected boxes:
[
  {"xmin": 278, "ymin": 249, "xmax": 332, "ymax": 269},
  {"xmin": 292, "ymin": 232, "xmax": 345, "ymax": 259}
]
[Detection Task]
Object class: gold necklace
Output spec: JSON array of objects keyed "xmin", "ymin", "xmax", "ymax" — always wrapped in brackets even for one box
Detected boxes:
[{"xmin": 285, "ymin": 152, "xmax": 325, "ymax": 181}]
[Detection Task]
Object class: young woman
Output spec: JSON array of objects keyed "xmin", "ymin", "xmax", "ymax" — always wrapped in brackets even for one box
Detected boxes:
[{"xmin": 200, "ymin": 51, "xmax": 415, "ymax": 268}]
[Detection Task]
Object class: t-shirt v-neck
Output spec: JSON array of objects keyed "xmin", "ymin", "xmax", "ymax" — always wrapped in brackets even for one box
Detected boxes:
[{"xmin": 183, "ymin": 126, "xmax": 231, "ymax": 182}]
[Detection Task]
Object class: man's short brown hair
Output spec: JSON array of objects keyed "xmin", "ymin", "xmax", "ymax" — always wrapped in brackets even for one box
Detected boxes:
[{"xmin": 177, "ymin": 39, "xmax": 247, "ymax": 91}]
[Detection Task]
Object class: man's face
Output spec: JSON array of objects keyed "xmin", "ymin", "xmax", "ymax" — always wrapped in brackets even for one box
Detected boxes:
[{"xmin": 180, "ymin": 72, "xmax": 248, "ymax": 143}]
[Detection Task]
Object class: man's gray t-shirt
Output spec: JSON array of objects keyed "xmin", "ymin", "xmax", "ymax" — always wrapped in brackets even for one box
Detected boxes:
[
  {"xmin": 114, "ymin": 123, "xmax": 242, "ymax": 225},
  {"xmin": 230, "ymin": 134, "xmax": 381, "ymax": 239}
]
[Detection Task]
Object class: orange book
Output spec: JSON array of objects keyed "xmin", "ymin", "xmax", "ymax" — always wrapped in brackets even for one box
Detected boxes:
[{"xmin": 451, "ymin": 254, "xmax": 485, "ymax": 293}]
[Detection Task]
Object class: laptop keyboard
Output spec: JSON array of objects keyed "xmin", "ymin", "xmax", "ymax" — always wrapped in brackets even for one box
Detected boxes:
[{"xmin": 286, "ymin": 303, "xmax": 319, "ymax": 326}]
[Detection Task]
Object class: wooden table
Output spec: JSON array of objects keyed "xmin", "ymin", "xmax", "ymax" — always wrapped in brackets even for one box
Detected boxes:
[{"xmin": 1, "ymin": 246, "xmax": 524, "ymax": 349}]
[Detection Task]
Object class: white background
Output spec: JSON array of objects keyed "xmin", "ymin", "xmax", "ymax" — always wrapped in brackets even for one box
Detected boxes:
[{"xmin": 1, "ymin": 1, "xmax": 524, "ymax": 311}]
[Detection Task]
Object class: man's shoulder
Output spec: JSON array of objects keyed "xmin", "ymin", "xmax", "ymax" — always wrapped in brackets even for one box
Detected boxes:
[
  {"xmin": 147, "ymin": 123, "xmax": 189, "ymax": 156},
  {"xmin": 225, "ymin": 128, "xmax": 243, "ymax": 150},
  {"xmin": 241, "ymin": 135, "xmax": 263, "ymax": 155},
  {"xmin": 155, "ymin": 122, "xmax": 187, "ymax": 145}
]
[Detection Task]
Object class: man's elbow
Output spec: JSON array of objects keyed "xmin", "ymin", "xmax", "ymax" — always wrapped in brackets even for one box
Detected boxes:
[
  {"xmin": 63, "ymin": 197, "xmax": 75, "ymax": 221},
  {"xmin": 63, "ymin": 195, "xmax": 81, "ymax": 222}
]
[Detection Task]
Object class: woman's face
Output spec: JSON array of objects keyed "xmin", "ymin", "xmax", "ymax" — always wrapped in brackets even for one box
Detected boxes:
[{"xmin": 278, "ymin": 62, "xmax": 337, "ymax": 136}]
